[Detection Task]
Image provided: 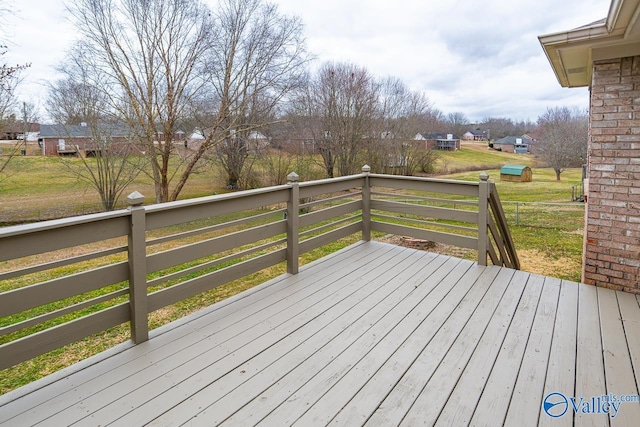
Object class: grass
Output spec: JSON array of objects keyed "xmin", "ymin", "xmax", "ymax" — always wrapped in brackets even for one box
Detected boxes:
[
  {"xmin": 0, "ymin": 147, "xmax": 587, "ymax": 394},
  {"xmin": 435, "ymin": 142, "xmax": 536, "ymax": 174}
]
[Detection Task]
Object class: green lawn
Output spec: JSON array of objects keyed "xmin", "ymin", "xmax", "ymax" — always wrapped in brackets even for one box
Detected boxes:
[{"xmin": 435, "ymin": 143, "xmax": 536, "ymax": 174}]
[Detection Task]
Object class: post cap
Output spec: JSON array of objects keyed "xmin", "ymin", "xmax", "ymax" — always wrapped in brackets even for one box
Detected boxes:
[
  {"xmin": 362, "ymin": 165, "xmax": 371, "ymax": 173},
  {"xmin": 479, "ymin": 172, "xmax": 489, "ymax": 181},
  {"xmin": 127, "ymin": 191, "xmax": 145, "ymax": 206},
  {"xmin": 287, "ymin": 172, "xmax": 300, "ymax": 183}
]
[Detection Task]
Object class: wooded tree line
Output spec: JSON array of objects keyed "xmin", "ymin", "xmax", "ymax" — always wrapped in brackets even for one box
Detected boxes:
[{"xmin": 0, "ymin": 0, "xmax": 589, "ymax": 210}]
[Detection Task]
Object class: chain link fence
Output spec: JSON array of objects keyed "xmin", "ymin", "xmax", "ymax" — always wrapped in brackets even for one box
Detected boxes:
[{"xmin": 500, "ymin": 201, "xmax": 585, "ymax": 231}]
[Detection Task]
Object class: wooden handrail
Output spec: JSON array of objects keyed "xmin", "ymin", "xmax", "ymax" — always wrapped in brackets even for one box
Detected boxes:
[{"xmin": 0, "ymin": 169, "xmax": 519, "ymax": 371}]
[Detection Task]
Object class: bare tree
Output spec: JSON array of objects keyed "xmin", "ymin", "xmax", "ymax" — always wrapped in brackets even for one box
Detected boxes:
[
  {"xmin": 537, "ymin": 107, "xmax": 588, "ymax": 181},
  {"xmin": 479, "ymin": 117, "xmax": 535, "ymax": 141},
  {"xmin": 60, "ymin": 123, "xmax": 146, "ymax": 211},
  {"xmin": 192, "ymin": 0, "xmax": 309, "ymax": 189},
  {"xmin": 48, "ymin": 65, "xmax": 145, "ymax": 211},
  {"xmin": 373, "ymin": 77, "xmax": 439, "ymax": 175},
  {"xmin": 302, "ymin": 62, "xmax": 379, "ymax": 178},
  {"xmin": 445, "ymin": 111, "xmax": 469, "ymax": 136},
  {"xmin": 67, "ymin": 0, "xmax": 212, "ymax": 203},
  {"xmin": 0, "ymin": 75, "xmax": 22, "ymax": 179}
]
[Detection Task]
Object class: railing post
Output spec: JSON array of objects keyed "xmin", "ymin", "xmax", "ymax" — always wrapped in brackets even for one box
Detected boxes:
[
  {"xmin": 362, "ymin": 165, "xmax": 371, "ymax": 242},
  {"xmin": 127, "ymin": 191, "xmax": 148, "ymax": 343},
  {"xmin": 287, "ymin": 172, "xmax": 300, "ymax": 274},
  {"xmin": 478, "ymin": 172, "xmax": 489, "ymax": 266}
]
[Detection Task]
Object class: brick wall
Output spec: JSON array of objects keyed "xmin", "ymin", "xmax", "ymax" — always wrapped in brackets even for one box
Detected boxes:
[{"xmin": 587, "ymin": 56, "xmax": 640, "ymax": 293}]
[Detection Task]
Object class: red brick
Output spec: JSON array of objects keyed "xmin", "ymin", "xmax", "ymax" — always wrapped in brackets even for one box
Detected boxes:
[
  {"xmin": 587, "ymin": 273, "xmax": 610, "ymax": 282},
  {"xmin": 622, "ymin": 285, "xmax": 640, "ymax": 294},
  {"xmin": 594, "ymin": 61, "xmax": 621, "ymax": 71},
  {"xmin": 592, "ymin": 106, "xmax": 620, "ymax": 114},
  {"xmin": 598, "ymin": 268, "xmax": 625, "ymax": 279},
  {"xmin": 604, "ymin": 113, "xmax": 634, "ymax": 121}
]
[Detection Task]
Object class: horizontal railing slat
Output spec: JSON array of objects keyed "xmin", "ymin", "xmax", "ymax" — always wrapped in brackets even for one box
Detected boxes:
[
  {"xmin": 371, "ymin": 213, "xmax": 477, "ymax": 233},
  {"xmin": 299, "ymin": 215, "xmax": 361, "ymax": 239},
  {"xmin": 370, "ymin": 191, "xmax": 478, "ymax": 206},
  {"xmin": 146, "ymin": 238, "xmax": 286, "ymax": 288},
  {"xmin": 299, "ymin": 192, "xmax": 361, "ymax": 210},
  {"xmin": 299, "ymin": 222, "xmax": 363, "ymax": 254},
  {"xmin": 0, "ymin": 215, "xmax": 130, "ymax": 262},
  {"xmin": 299, "ymin": 200, "xmax": 362, "ymax": 228},
  {"xmin": 145, "ymin": 187, "xmax": 289, "ymax": 230},
  {"xmin": 0, "ymin": 246, "xmax": 127, "ymax": 282},
  {"xmin": 371, "ymin": 199, "xmax": 479, "ymax": 223},
  {"xmin": 370, "ymin": 175, "xmax": 479, "ymax": 197},
  {"xmin": 146, "ymin": 209, "xmax": 285, "ymax": 247},
  {"xmin": 299, "ymin": 176, "xmax": 365, "ymax": 199},
  {"xmin": 146, "ymin": 221, "xmax": 286, "ymax": 274},
  {"xmin": 148, "ymin": 249, "xmax": 287, "ymax": 312},
  {"xmin": 0, "ymin": 263, "xmax": 129, "ymax": 318},
  {"xmin": 371, "ymin": 220, "xmax": 478, "ymax": 249},
  {"xmin": 0, "ymin": 304, "xmax": 130, "ymax": 371},
  {"xmin": 0, "ymin": 289, "xmax": 130, "ymax": 337}
]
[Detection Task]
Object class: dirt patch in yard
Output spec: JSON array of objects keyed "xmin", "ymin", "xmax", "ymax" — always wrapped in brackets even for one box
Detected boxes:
[{"xmin": 377, "ymin": 235, "xmax": 476, "ymax": 261}]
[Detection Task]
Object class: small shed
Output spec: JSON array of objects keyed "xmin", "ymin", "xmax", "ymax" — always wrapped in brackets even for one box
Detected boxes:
[{"xmin": 500, "ymin": 165, "xmax": 532, "ymax": 182}]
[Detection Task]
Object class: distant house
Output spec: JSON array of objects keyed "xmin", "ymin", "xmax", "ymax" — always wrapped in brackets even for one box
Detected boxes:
[
  {"xmin": 0, "ymin": 122, "xmax": 40, "ymax": 141},
  {"xmin": 40, "ymin": 123, "xmax": 188, "ymax": 156},
  {"xmin": 463, "ymin": 129, "xmax": 489, "ymax": 141},
  {"xmin": 197, "ymin": 128, "xmax": 271, "ymax": 153},
  {"xmin": 492, "ymin": 136, "xmax": 530, "ymax": 154},
  {"xmin": 246, "ymin": 130, "xmax": 270, "ymax": 151},
  {"xmin": 414, "ymin": 132, "xmax": 460, "ymax": 151},
  {"xmin": 39, "ymin": 123, "xmax": 135, "ymax": 156}
]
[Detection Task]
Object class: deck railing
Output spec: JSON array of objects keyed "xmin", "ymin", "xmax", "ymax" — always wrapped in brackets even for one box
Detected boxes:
[{"xmin": 0, "ymin": 168, "xmax": 518, "ymax": 370}]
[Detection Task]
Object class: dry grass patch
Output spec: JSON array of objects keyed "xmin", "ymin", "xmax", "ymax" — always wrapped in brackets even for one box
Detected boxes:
[{"xmin": 517, "ymin": 248, "xmax": 581, "ymax": 281}]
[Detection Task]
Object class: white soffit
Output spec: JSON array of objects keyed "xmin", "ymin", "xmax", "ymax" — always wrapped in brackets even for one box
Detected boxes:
[{"xmin": 539, "ymin": 0, "xmax": 640, "ymax": 87}]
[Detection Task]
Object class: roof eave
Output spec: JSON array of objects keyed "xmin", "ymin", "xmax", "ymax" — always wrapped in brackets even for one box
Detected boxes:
[
  {"xmin": 538, "ymin": 23, "xmax": 614, "ymax": 88},
  {"xmin": 539, "ymin": 0, "xmax": 640, "ymax": 88}
]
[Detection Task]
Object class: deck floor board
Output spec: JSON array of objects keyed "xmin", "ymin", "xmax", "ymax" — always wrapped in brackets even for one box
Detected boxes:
[{"xmin": 1, "ymin": 241, "xmax": 639, "ymax": 426}]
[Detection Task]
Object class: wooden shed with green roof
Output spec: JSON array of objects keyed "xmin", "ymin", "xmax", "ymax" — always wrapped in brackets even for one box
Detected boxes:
[{"xmin": 500, "ymin": 165, "xmax": 532, "ymax": 182}]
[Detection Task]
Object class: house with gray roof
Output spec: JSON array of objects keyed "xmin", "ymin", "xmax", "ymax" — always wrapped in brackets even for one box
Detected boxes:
[
  {"xmin": 39, "ymin": 122, "xmax": 186, "ymax": 156},
  {"xmin": 492, "ymin": 136, "xmax": 530, "ymax": 154},
  {"xmin": 39, "ymin": 123, "xmax": 136, "ymax": 156},
  {"xmin": 414, "ymin": 132, "xmax": 461, "ymax": 151}
]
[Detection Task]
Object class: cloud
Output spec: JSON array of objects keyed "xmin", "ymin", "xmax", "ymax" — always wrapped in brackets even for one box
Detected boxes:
[{"xmin": 9, "ymin": 0, "xmax": 609, "ymax": 122}]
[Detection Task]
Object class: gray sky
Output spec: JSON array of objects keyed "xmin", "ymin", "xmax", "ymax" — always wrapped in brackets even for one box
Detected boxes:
[{"xmin": 7, "ymin": 0, "xmax": 608, "ymax": 123}]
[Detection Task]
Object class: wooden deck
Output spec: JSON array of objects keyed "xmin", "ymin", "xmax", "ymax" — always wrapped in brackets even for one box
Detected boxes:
[{"xmin": 1, "ymin": 241, "xmax": 639, "ymax": 426}]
